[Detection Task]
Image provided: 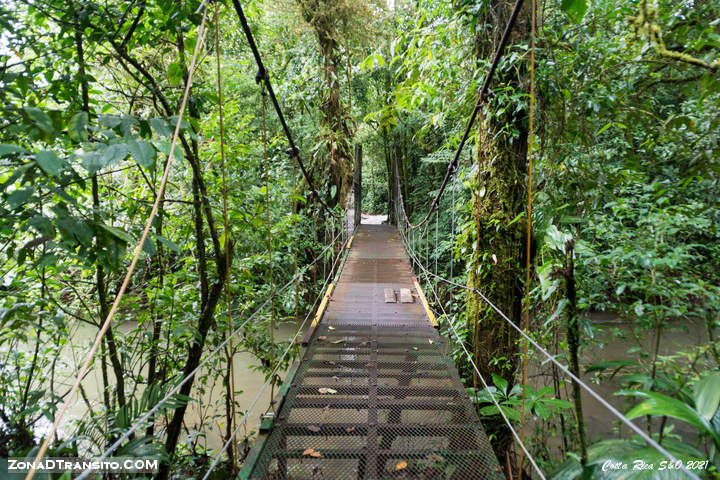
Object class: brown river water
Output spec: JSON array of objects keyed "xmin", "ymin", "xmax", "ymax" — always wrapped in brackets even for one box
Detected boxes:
[{"xmin": 16, "ymin": 293, "xmax": 708, "ymax": 457}]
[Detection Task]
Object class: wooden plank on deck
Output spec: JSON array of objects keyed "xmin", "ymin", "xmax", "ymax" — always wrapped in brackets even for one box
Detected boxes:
[{"xmin": 400, "ymin": 288, "xmax": 414, "ymax": 303}]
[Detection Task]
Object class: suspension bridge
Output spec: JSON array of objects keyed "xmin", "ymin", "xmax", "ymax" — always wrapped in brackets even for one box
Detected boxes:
[
  {"xmin": 21, "ymin": 0, "xmax": 705, "ymax": 479},
  {"xmin": 238, "ymin": 224, "xmax": 503, "ymax": 479}
]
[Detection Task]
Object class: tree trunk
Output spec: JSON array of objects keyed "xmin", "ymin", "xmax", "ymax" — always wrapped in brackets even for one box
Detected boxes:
[
  {"xmin": 298, "ymin": 0, "xmax": 354, "ymax": 208},
  {"xmin": 464, "ymin": 0, "xmax": 530, "ymax": 456}
]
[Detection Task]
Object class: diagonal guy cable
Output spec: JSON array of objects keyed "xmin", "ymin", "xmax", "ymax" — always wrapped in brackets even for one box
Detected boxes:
[
  {"xmin": 24, "ymin": 7, "xmax": 210, "ymax": 480},
  {"xmin": 398, "ymin": 217, "xmax": 701, "ymax": 480},
  {"xmin": 398, "ymin": 226, "xmax": 546, "ymax": 479},
  {"xmin": 229, "ymin": 0, "xmax": 340, "ymax": 219},
  {"xmin": 399, "ymin": 0, "xmax": 525, "ymax": 230},
  {"xmin": 200, "ymin": 225, "xmax": 356, "ymax": 479},
  {"xmin": 74, "ymin": 229, "xmax": 344, "ymax": 479}
]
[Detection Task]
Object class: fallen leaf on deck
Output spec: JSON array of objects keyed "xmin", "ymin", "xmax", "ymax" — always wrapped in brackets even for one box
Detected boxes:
[
  {"xmin": 306, "ymin": 425, "xmax": 321, "ymax": 433},
  {"xmin": 395, "ymin": 460, "xmax": 408, "ymax": 471},
  {"xmin": 328, "ymin": 326, "xmax": 335, "ymax": 330},
  {"xmin": 318, "ymin": 387, "xmax": 337, "ymax": 394},
  {"xmin": 428, "ymin": 339, "xmax": 434, "ymax": 344},
  {"xmin": 318, "ymin": 336, "xmax": 327, "ymax": 341},
  {"xmin": 302, "ymin": 448, "xmax": 323, "ymax": 458},
  {"xmin": 412, "ymin": 346, "xmax": 418, "ymax": 351},
  {"xmin": 345, "ymin": 426, "xmax": 356, "ymax": 433},
  {"xmin": 332, "ymin": 376, "xmax": 340, "ymax": 381},
  {"xmin": 331, "ymin": 339, "xmax": 344, "ymax": 344}
]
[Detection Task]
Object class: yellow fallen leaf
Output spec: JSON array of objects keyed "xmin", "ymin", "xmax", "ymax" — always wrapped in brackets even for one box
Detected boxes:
[
  {"xmin": 302, "ymin": 447, "xmax": 323, "ymax": 458},
  {"xmin": 328, "ymin": 326, "xmax": 335, "ymax": 330},
  {"xmin": 395, "ymin": 460, "xmax": 408, "ymax": 471}
]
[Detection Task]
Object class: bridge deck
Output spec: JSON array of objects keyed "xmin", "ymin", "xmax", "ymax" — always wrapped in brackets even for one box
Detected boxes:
[{"xmin": 244, "ymin": 224, "xmax": 503, "ymax": 479}]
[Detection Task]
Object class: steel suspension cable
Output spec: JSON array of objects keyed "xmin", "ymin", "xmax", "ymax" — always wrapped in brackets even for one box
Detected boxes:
[
  {"xmin": 519, "ymin": 0, "xmax": 537, "ymax": 474},
  {"xmin": 24, "ymin": 8, "xmax": 211, "ymax": 479},
  {"xmin": 75, "ymin": 230, "xmax": 343, "ymax": 480},
  {"xmin": 293, "ymin": 162, "xmax": 300, "ymax": 348},
  {"xmin": 399, "ymin": 0, "xmax": 525, "ymax": 230},
  {"xmin": 201, "ymin": 227, "xmax": 355, "ymax": 479},
  {"xmin": 392, "ymin": 166, "xmax": 700, "ymax": 479},
  {"xmin": 390, "ymin": 8, "xmax": 698, "ymax": 479},
  {"xmin": 398, "ymin": 239, "xmax": 701, "ymax": 480},
  {"xmin": 260, "ymin": 81, "xmax": 278, "ymax": 405},
  {"xmin": 213, "ymin": 4, "xmax": 239, "ymax": 467},
  {"xmin": 449, "ymin": 165, "xmax": 457, "ymax": 314},
  {"xmin": 399, "ymin": 227, "xmax": 545, "ymax": 479},
  {"xmin": 229, "ymin": 0, "xmax": 340, "ymax": 219}
]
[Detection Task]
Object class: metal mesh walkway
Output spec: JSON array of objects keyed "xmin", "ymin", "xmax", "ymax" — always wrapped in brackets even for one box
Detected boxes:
[{"xmin": 243, "ymin": 224, "xmax": 503, "ymax": 479}]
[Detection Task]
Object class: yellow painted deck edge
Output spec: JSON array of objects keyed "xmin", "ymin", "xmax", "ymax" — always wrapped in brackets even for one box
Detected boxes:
[
  {"xmin": 311, "ymin": 283, "xmax": 334, "ymax": 327},
  {"xmin": 413, "ymin": 280, "xmax": 437, "ymax": 327}
]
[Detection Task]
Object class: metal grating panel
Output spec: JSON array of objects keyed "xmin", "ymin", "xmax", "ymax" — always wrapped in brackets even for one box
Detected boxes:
[{"xmin": 246, "ymin": 225, "xmax": 504, "ymax": 479}]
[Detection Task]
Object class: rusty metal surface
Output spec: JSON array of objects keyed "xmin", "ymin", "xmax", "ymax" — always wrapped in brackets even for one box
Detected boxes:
[{"xmin": 247, "ymin": 225, "xmax": 503, "ymax": 479}]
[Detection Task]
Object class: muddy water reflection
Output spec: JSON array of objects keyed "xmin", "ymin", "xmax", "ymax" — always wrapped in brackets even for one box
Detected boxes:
[{"xmin": 36, "ymin": 321, "xmax": 302, "ymax": 451}]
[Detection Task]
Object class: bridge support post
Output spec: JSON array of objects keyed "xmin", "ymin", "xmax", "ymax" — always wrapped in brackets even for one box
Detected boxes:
[{"xmin": 354, "ymin": 144, "xmax": 362, "ymax": 228}]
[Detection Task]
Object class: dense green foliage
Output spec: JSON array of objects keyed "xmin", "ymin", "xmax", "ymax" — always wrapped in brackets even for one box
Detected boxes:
[{"xmin": 1, "ymin": 0, "xmax": 719, "ymax": 478}]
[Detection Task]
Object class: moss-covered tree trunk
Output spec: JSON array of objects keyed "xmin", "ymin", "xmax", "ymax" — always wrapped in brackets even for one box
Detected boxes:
[
  {"xmin": 298, "ymin": 0, "xmax": 354, "ymax": 208},
  {"xmin": 464, "ymin": 0, "xmax": 530, "ymax": 456}
]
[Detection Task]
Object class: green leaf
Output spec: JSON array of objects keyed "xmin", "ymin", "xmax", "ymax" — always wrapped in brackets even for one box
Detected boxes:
[
  {"xmin": 7, "ymin": 187, "xmax": 33, "ymax": 209},
  {"xmin": 694, "ymin": 372, "xmax": 720, "ymax": 421},
  {"xmin": 542, "ymin": 398, "xmax": 574, "ymax": 409},
  {"xmin": 68, "ymin": 111, "xmax": 89, "ymax": 142},
  {"xmin": 36, "ymin": 150, "xmax": 63, "ymax": 177},
  {"xmin": 0, "ymin": 144, "xmax": 27, "ymax": 156},
  {"xmin": 480, "ymin": 404, "xmax": 521, "ymax": 421},
  {"xmin": 142, "ymin": 236, "xmax": 156, "ymax": 255},
  {"xmin": 27, "ymin": 216, "xmax": 55, "ymax": 237},
  {"xmin": 622, "ymin": 390, "xmax": 720, "ymax": 447},
  {"xmin": 534, "ymin": 400, "xmax": 551, "ymax": 419},
  {"xmin": 152, "ymin": 140, "xmax": 182, "ymax": 160},
  {"xmin": 150, "ymin": 118, "xmax": 171, "ymax": 138},
  {"xmin": 167, "ymin": 62, "xmax": 184, "ymax": 87},
  {"xmin": 24, "ymin": 107, "xmax": 55, "ymax": 133},
  {"xmin": 55, "ymin": 215, "xmax": 93, "ymax": 247},
  {"xmin": 288, "ymin": 194, "xmax": 307, "ymax": 205},
  {"xmin": 101, "ymin": 144, "xmax": 128, "ymax": 166},
  {"xmin": 156, "ymin": 235, "xmax": 181, "ymax": 253},
  {"xmin": 127, "ymin": 139, "xmax": 156, "ymax": 168},
  {"xmin": 81, "ymin": 151, "xmax": 104, "ymax": 174},
  {"xmin": 491, "ymin": 374, "xmax": 508, "ymax": 395},
  {"xmin": 560, "ymin": 0, "xmax": 587, "ymax": 22},
  {"xmin": 585, "ymin": 359, "xmax": 637, "ymax": 374},
  {"xmin": 99, "ymin": 115, "xmax": 122, "ymax": 129},
  {"xmin": 97, "ymin": 223, "xmax": 133, "ymax": 244}
]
